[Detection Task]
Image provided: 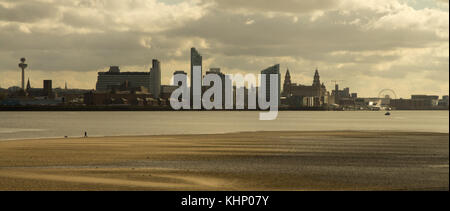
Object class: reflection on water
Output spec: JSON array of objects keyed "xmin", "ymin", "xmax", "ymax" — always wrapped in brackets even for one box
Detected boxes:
[{"xmin": 0, "ymin": 111, "xmax": 448, "ymax": 140}]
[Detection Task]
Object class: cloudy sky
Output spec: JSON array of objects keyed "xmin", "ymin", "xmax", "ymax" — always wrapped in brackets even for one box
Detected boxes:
[{"xmin": 0, "ymin": 0, "xmax": 448, "ymax": 98}]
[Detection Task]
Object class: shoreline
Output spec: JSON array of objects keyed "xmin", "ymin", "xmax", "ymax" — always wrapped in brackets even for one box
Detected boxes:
[
  {"xmin": 0, "ymin": 106, "xmax": 326, "ymax": 111},
  {"xmin": 1, "ymin": 105, "xmax": 448, "ymax": 112},
  {"xmin": 0, "ymin": 131, "xmax": 448, "ymax": 191},
  {"xmin": 1, "ymin": 129, "xmax": 448, "ymax": 142},
  {"xmin": 1, "ymin": 108, "xmax": 448, "ymax": 112}
]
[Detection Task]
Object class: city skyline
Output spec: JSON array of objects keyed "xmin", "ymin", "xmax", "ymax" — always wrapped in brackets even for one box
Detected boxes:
[
  {"xmin": 0, "ymin": 0, "xmax": 448, "ymax": 98},
  {"xmin": 2, "ymin": 50, "xmax": 448, "ymax": 100}
]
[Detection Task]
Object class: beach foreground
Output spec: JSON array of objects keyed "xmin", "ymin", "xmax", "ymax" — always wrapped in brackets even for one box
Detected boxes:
[{"xmin": 0, "ymin": 131, "xmax": 448, "ymax": 191}]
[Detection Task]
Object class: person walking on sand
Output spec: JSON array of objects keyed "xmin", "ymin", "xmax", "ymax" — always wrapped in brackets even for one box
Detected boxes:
[{"xmin": 84, "ymin": 131, "xmax": 88, "ymax": 138}]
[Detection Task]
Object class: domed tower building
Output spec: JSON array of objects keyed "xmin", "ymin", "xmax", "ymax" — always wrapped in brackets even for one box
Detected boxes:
[
  {"xmin": 312, "ymin": 69, "xmax": 328, "ymax": 106},
  {"xmin": 282, "ymin": 69, "xmax": 292, "ymax": 97},
  {"xmin": 282, "ymin": 68, "xmax": 329, "ymax": 107},
  {"xmin": 313, "ymin": 69, "xmax": 321, "ymax": 87}
]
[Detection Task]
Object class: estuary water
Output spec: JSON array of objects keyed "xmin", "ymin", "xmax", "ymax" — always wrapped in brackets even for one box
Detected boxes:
[{"xmin": 0, "ymin": 111, "xmax": 448, "ymax": 140}]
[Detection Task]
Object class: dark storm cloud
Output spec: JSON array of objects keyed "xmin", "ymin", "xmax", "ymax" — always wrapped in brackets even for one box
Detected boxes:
[{"xmin": 163, "ymin": 9, "xmax": 444, "ymax": 59}]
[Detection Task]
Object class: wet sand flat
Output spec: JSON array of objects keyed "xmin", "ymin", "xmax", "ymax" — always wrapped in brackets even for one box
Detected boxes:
[{"xmin": 0, "ymin": 131, "xmax": 448, "ymax": 191}]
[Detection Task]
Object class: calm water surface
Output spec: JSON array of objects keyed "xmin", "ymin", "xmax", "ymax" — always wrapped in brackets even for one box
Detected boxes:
[{"xmin": 0, "ymin": 111, "xmax": 448, "ymax": 140}]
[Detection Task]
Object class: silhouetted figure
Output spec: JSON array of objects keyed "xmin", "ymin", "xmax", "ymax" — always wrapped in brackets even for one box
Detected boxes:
[{"xmin": 84, "ymin": 131, "xmax": 88, "ymax": 137}]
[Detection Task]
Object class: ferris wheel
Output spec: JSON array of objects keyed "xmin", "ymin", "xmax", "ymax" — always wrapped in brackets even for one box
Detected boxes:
[{"xmin": 378, "ymin": 89, "xmax": 397, "ymax": 99}]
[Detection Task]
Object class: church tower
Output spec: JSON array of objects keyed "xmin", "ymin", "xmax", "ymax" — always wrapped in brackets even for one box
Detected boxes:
[
  {"xmin": 26, "ymin": 78, "xmax": 31, "ymax": 91},
  {"xmin": 283, "ymin": 69, "xmax": 292, "ymax": 97},
  {"xmin": 313, "ymin": 68, "xmax": 321, "ymax": 87}
]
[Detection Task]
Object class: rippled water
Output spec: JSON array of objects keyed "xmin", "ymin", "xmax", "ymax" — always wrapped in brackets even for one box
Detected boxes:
[{"xmin": 0, "ymin": 111, "xmax": 448, "ymax": 140}]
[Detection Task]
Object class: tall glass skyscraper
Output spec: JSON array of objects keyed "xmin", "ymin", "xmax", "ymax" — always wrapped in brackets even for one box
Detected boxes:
[
  {"xmin": 261, "ymin": 64, "xmax": 281, "ymax": 103},
  {"xmin": 150, "ymin": 59, "xmax": 161, "ymax": 99},
  {"xmin": 190, "ymin": 48, "xmax": 202, "ymax": 107}
]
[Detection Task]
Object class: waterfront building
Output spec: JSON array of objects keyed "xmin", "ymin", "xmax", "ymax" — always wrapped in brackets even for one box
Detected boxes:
[
  {"xmin": 261, "ymin": 64, "xmax": 281, "ymax": 104},
  {"xmin": 84, "ymin": 91, "xmax": 155, "ymax": 106},
  {"xmin": 43, "ymin": 80, "xmax": 53, "ymax": 97},
  {"xmin": 205, "ymin": 68, "xmax": 226, "ymax": 89},
  {"xmin": 282, "ymin": 68, "xmax": 328, "ymax": 107},
  {"xmin": 390, "ymin": 95, "xmax": 441, "ymax": 110},
  {"xmin": 96, "ymin": 66, "xmax": 151, "ymax": 92},
  {"xmin": 439, "ymin": 95, "xmax": 449, "ymax": 107},
  {"xmin": 190, "ymin": 48, "xmax": 202, "ymax": 107},
  {"xmin": 0, "ymin": 98, "xmax": 62, "ymax": 106},
  {"xmin": 173, "ymin": 70, "xmax": 188, "ymax": 86},
  {"xmin": 411, "ymin": 95, "xmax": 439, "ymax": 106},
  {"xmin": 205, "ymin": 68, "xmax": 227, "ymax": 108},
  {"xmin": 150, "ymin": 59, "xmax": 161, "ymax": 99},
  {"xmin": 390, "ymin": 99, "xmax": 426, "ymax": 110},
  {"xmin": 331, "ymin": 85, "xmax": 351, "ymax": 100},
  {"xmin": 161, "ymin": 85, "xmax": 179, "ymax": 100}
]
